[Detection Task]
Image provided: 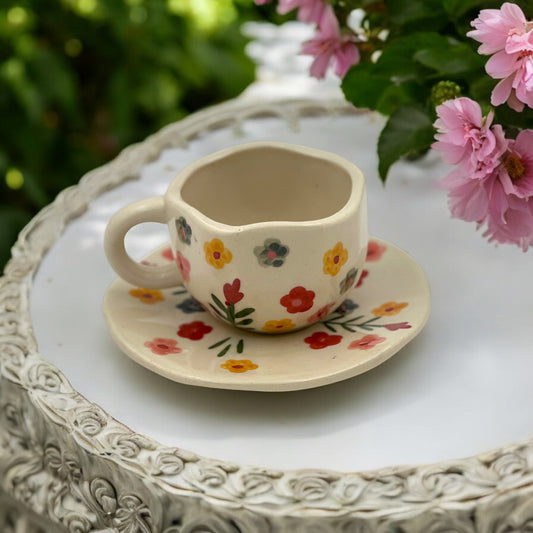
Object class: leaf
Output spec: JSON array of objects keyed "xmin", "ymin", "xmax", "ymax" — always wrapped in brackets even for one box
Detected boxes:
[
  {"xmin": 442, "ymin": 0, "xmax": 486, "ymax": 18},
  {"xmin": 236, "ymin": 339, "xmax": 244, "ymax": 354},
  {"xmin": 234, "ymin": 307, "xmax": 255, "ymax": 319},
  {"xmin": 341, "ymin": 63, "xmax": 391, "ymax": 111},
  {"xmin": 414, "ymin": 42, "xmax": 485, "ymax": 75},
  {"xmin": 387, "ymin": 0, "xmax": 447, "ymax": 28},
  {"xmin": 377, "ymin": 105, "xmax": 435, "ymax": 182},
  {"xmin": 211, "ymin": 294, "xmax": 227, "ymax": 312},
  {"xmin": 217, "ymin": 344, "xmax": 231, "ymax": 358},
  {"xmin": 208, "ymin": 337, "xmax": 231, "ymax": 349},
  {"xmin": 209, "ymin": 303, "xmax": 225, "ymax": 318},
  {"xmin": 236, "ymin": 318, "xmax": 253, "ymax": 326}
]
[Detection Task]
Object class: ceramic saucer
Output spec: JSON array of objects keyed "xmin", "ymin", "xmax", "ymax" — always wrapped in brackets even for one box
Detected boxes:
[{"xmin": 103, "ymin": 238, "xmax": 430, "ymax": 392}]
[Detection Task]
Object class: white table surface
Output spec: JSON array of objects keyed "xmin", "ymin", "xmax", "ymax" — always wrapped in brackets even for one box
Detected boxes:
[{"xmin": 30, "ymin": 105, "xmax": 533, "ymax": 474}]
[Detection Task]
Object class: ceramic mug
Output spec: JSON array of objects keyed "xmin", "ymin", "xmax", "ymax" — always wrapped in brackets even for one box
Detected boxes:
[{"xmin": 104, "ymin": 141, "xmax": 368, "ymax": 334}]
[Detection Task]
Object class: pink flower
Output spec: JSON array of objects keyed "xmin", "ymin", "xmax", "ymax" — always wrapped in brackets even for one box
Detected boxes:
[
  {"xmin": 366, "ymin": 240, "xmax": 387, "ymax": 262},
  {"xmin": 162, "ymin": 247, "xmax": 174, "ymax": 261},
  {"xmin": 278, "ymin": 0, "xmax": 327, "ymax": 23},
  {"xmin": 433, "ymin": 97, "xmax": 508, "ymax": 180},
  {"xmin": 307, "ymin": 302, "xmax": 335, "ymax": 323},
  {"xmin": 468, "ymin": 3, "xmax": 533, "ymax": 111},
  {"xmin": 176, "ymin": 251, "xmax": 191, "ymax": 283},
  {"xmin": 348, "ymin": 334, "xmax": 386, "ymax": 350},
  {"xmin": 144, "ymin": 338, "xmax": 181, "ymax": 356},
  {"xmin": 301, "ymin": 4, "xmax": 360, "ymax": 79},
  {"xmin": 383, "ymin": 322, "xmax": 412, "ymax": 331}
]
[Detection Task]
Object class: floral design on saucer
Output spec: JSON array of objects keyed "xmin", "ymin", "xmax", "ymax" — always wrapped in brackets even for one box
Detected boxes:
[{"xmin": 103, "ymin": 238, "xmax": 431, "ymax": 391}]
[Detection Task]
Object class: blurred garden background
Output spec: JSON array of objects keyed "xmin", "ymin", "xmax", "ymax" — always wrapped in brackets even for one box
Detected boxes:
[{"xmin": 0, "ymin": 0, "xmax": 281, "ymax": 270}]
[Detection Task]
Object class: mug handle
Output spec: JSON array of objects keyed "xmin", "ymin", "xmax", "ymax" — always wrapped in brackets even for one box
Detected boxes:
[{"xmin": 104, "ymin": 196, "xmax": 183, "ymax": 289}]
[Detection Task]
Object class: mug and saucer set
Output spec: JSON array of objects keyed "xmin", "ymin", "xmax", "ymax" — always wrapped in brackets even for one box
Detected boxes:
[{"xmin": 103, "ymin": 142, "xmax": 430, "ymax": 392}]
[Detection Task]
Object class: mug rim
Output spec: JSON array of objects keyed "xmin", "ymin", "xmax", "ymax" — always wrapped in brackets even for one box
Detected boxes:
[{"xmin": 166, "ymin": 141, "xmax": 366, "ymax": 232}]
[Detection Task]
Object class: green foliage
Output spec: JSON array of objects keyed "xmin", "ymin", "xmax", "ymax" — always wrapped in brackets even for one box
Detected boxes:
[
  {"xmin": 340, "ymin": 0, "xmax": 532, "ymax": 182},
  {"xmin": 0, "ymin": 0, "xmax": 257, "ymax": 271}
]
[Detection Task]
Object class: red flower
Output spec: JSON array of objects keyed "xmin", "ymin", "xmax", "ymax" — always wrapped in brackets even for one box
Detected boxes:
[
  {"xmin": 176, "ymin": 251, "xmax": 191, "ymax": 282},
  {"xmin": 177, "ymin": 321, "xmax": 213, "ymax": 340},
  {"xmin": 280, "ymin": 286, "xmax": 315, "ymax": 314},
  {"xmin": 223, "ymin": 279, "xmax": 244, "ymax": 305},
  {"xmin": 162, "ymin": 247, "xmax": 174, "ymax": 261},
  {"xmin": 366, "ymin": 241, "xmax": 387, "ymax": 262},
  {"xmin": 356, "ymin": 269, "xmax": 369, "ymax": 288},
  {"xmin": 304, "ymin": 331, "xmax": 342, "ymax": 349},
  {"xmin": 383, "ymin": 322, "xmax": 412, "ymax": 331},
  {"xmin": 144, "ymin": 338, "xmax": 181, "ymax": 355}
]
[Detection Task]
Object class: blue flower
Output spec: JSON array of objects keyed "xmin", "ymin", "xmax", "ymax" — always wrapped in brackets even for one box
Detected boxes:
[
  {"xmin": 176, "ymin": 217, "xmax": 192, "ymax": 245},
  {"xmin": 334, "ymin": 299, "xmax": 359, "ymax": 315},
  {"xmin": 177, "ymin": 297, "xmax": 205, "ymax": 314}
]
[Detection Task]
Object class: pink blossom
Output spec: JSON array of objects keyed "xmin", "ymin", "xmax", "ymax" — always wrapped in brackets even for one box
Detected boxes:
[
  {"xmin": 468, "ymin": 3, "xmax": 533, "ymax": 111},
  {"xmin": 300, "ymin": 4, "xmax": 360, "ymax": 79},
  {"xmin": 253, "ymin": 0, "xmax": 326, "ymax": 23},
  {"xmin": 432, "ymin": 97, "xmax": 508, "ymax": 180}
]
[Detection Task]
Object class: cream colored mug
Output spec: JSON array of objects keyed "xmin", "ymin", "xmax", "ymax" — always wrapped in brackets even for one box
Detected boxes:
[{"xmin": 104, "ymin": 142, "xmax": 368, "ymax": 333}]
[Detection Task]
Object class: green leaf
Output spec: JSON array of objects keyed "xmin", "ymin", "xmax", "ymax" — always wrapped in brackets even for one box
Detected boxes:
[
  {"xmin": 236, "ymin": 318, "xmax": 253, "ymax": 326},
  {"xmin": 377, "ymin": 105, "xmax": 435, "ymax": 182},
  {"xmin": 208, "ymin": 337, "xmax": 231, "ymax": 349},
  {"xmin": 414, "ymin": 42, "xmax": 485, "ymax": 75},
  {"xmin": 386, "ymin": 0, "xmax": 447, "ymax": 27},
  {"xmin": 442, "ymin": 0, "xmax": 486, "ymax": 18},
  {"xmin": 341, "ymin": 63, "xmax": 391, "ymax": 111},
  {"xmin": 236, "ymin": 339, "xmax": 244, "ymax": 354},
  {"xmin": 217, "ymin": 344, "xmax": 231, "ymax": 357},
  {"xmin": 209, "ymin": 303, "xmax": 225, "ymax": 318},
  {"xmin": 234, "ymin": 307, "xmax": 255, "ymax": 319},
  {"xmin": 211, "ymin": 294, "xmax": 227, "ymax": 312}
]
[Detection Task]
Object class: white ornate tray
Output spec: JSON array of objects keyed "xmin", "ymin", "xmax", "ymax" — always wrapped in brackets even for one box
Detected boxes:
[{"xmin": 2, "ymin": 98, "xmax": 533, "ymax": 532}]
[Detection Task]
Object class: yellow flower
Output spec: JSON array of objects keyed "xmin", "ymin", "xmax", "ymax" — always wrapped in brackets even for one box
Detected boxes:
[
  {"xmin": 262, "ymin": 319, "xmax": 296, "ymax": 333},
  {"xmin": 129, "ymin": 287, "xmax": 165, "ymax": 305},
  {"xmin": 220, "ymin": 359, "xmax": 258, "ymax": 373},
  {"xmin": 372, "ymin": 301, "xmax": 408, "ymax": 317},
  {"xmin": 204, "ymin": 238, "xmax": 232, "ymax": 269},
  {"xmin": 323, "ymin": 241, "xmax": 348, "ymax": 276}
]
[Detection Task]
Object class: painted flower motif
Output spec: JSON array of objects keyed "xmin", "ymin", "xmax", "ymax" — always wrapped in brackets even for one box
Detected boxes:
[
  {"xmin": 307, "ymin": 303, "xmax": 335, "ymax": 323},
  {"xmin": 176, "ymin": 217, "xmax": 192, "ymax": 245},
  {"xmin": 383, "ymin": 322, "xmax": 412, "ymax": 331},
  {"xmin": 161, "ymin": 247, "xmax": 174, "ymax": 261},
  {"xmin": 176, "ymin": 251, "xmax": 191, "ymax": 283},
  {"xmin": 262, "ymin": 319, "xmax": 296, "ymax": 333},
  {"xmin": 356, "ymin": 269, "xmax": 369, "ymax": 288},
  {"xmin": 348, "ymin": 334, "xmax": 386, "ymax": 350},
  {"xmin": 177, "ymin": 321, "xmax": 213, "ymax": 340},
  {"xmin": 254, "ymin": 238, "xmax": 289, "ymax": 267},
  {"xmin": 334, "ymin": 298, "xmax": 359, "ymax": 315},
  {"xmin": 176, "ymin": 297, "xmax": 205, "ymax": 314},
  {"xmin": 304, "ymin": 331, "xmax": 343, "ymax": 349},
  {"xmin": 144, "ymin": 338, "xmax": 181, "ymax": 355},
  {"xmin": 366, "ymin": 241, "xmax": 387, "ymax": 262},
  {"xmin": 372, "ymin": 301, "xmax": 409, "ymax": 317},
  {"xmin": 223, "ymin": 279, "xmax": 244, "ymax": 305},
  {"xmin": 280, "ymin": 286, "xmax": 315, "ymax": 313},
  {"xmin": 220, "ymin": 359, "xmax": 259, "ymax": 373},
  {"xmin": 339, "ymin": 267, "xmax": 358, "ymax": 294},
  {"xmin": 204, "ymin": 238, "xmax": 232, "ymax": 269},
  {"xmin": 129, "ymin": 287, "xmax": 165, "ymax": 305},
  {"xmin": 323, "ymin": 242, "xmax": 348, "ymax": 276}
]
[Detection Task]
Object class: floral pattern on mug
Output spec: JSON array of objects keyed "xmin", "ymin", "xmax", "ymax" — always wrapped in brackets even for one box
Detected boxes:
[
  {"xmin": 304, "ymin": 331, "xmax": 343, "ymax": 349},
  {"xmin": 176, "ymin": 297, "xmax": 205, "ymax": 314},
  {"xmin": 280, "ymin": 286, "xmax": 315, "ymax": 313},
  {"xmin": 129, "ymin": 287, "xmax": 165, "ymax": 305},
  {"xmin": 366, "ymin": 240, "xmax": 387, "ymax": 262},
  {"xmin": 176, "ymin": 217, "xmax": 192, "ymax": 245},
  {"xmin": 262, "ymin": 318, "xmax": 296, "ymax": 333},
  {"xmin": 307, "ymin": 303, "xmax": 336, "ymax": 323},
  {"xmin": 334, "ymin": 298, "xmax": 359, "ymax": 315},
  {"xmin": 223, "ymin": 279, "xmax": 244, "ymax": 305},
  {"xmin": 161, "ymin": 247, "xmax": 174, "ymax": 261},
  {"xmin": 348, "ymin": 334, "xmax": 386, "ymax": 350},
  {"xmin": 323, "ymin": 241, "xmax": 348, "ymax": 276},
  {"xmin": 356, "ymin": 269, "xmax": 369, "ymax": 288},
  {"xmin": 220, "ymin": 359, "xmax": 258, "ymax": 373},
  {"xmin": 372, "ymin": 301, "xmax": 408, "ymax": 317},
  {"xmin": 204, "ymin": 238, "xmax": 232, "ymax": 269},
  {"xmin": 176, "ymin": 251, "xmax": 191, "ymax": 282},
  {"xmin": 144, "ymin": 338, "xmax": 181, "ymax": 355},
  {"xmin": 177, "ymin": 321, "xmax": 213, "ymax": 340},
  {"xmin": 254, "ymin": 238, "xmax": 289, "ymax": 267},
  {"xmin": 339, "ymin": 267, "xmax": 358, "ymax": 294},
  {"xmin": 383, "ymin": 322, "xmax": 412, "ymax": 331}
]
